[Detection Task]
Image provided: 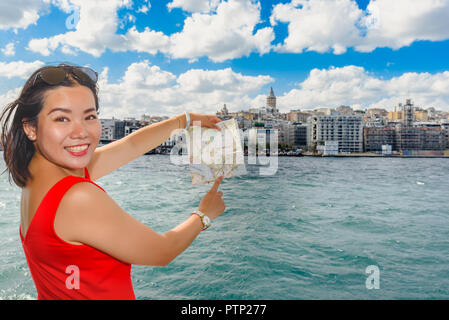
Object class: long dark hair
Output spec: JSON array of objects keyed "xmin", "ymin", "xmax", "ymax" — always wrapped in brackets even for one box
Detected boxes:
[{"xmin": 0, "ymin": 63, "xmax": 100, "ymax": 188}]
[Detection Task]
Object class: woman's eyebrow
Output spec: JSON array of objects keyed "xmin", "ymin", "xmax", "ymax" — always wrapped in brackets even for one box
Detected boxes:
[{"xmin": 47, "ymin": 107, "xmax": 96, "ymax": 115}]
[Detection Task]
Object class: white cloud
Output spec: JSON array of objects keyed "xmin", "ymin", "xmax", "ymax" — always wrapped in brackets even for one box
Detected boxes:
[
  {"xmin": 27, "ymin": 0, "xmax": 274, "ymax": 62},
  {"xmin": 28, "ymin": 0, "xmax": 127, "ymax": 57},
  {"xmin": 122, "ymin": 26, "xmax": 170, "ymax": 55},
  {"xmin": 0, "ymin": 60, "xmax": 45, "ymax": 79},
  {"xmin": 27, "ymin": 0, "xmax": 170, "ymax": 57},
  {"xmin": 168, "ymin": 0, "xmax": 274, "ymax": 62},
  {"xmin": 357, "ymin": 0, "xmax": 449, "ymax": 52},
  {"xmin": 96, "ymin": 61, "xmax": 273, "ymax": 119},
  {"xmin": 276, "ymin": 65, "xmax": 449, "ymax": 112},
  {"xmin": 27, "ymin": 0, "xmax": 168, "ymax": 57},
  {"xmin": 1, "ymin": 43, "xmax": 16, "ymax": 56},
  {"xmin": 0, "ymin": 87, "xmax": 22, "ymax": 110},
  {"xmin": 0, "ymin": 0, "xmax": 44, "ymax": 31},
  {"xmin": 137, "ymin": 0, "xmax": 151, "ymax": 14},
  {"xmin": 271, "ymin": 0, "xmax": 449, "ymax": 55},
  {"xmin": 121, "ymin": 60, "xmax": 177, "ymax": 88},
  {"xmin": 177, "ymin": 68, "xmax": 271, "ymax": 93},
  {"xmin": 49, "ymin": 0, "xmax": 74, "ymax": 13},
  {"xmin": 10, "ymin": 0, "xmax": 449, "ymax": 60},
  {"xmin": 271, "ymin": 0, "xmax": 363, "ymax": 54},
  {"xmin": 167, "ymin": 0, "xmax": 220, "ymax": 13}
]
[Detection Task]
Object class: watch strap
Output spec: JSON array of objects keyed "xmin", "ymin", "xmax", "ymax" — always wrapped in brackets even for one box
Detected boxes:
[{"xmin": 192, "ymin": 210, "xmax": 211, "ymax": 231}]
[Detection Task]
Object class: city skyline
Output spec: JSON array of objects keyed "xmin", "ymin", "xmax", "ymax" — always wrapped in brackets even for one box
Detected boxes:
[
  {"xmin": 97, "ymin": 91, "xmax": 449, "ymax": 157},
  {"xmin": 1, "ymin": 0, "xmax": 449, "ymax": 119}
]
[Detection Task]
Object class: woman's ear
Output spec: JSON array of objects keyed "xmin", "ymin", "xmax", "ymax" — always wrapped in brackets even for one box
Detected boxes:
[{"xmin": 22, "ymin": 118, "xmax": 37, "ymax": 141}]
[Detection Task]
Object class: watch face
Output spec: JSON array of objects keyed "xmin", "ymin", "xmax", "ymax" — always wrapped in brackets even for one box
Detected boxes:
[{"xmin": 203, "ymin": 216, "xmax": 211, "ymax": 226}]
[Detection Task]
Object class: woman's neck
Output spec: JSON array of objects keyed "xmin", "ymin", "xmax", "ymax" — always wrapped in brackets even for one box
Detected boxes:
[{"xmin": 29, "ymin": 151, "xmax": 85, "ymax": 179}]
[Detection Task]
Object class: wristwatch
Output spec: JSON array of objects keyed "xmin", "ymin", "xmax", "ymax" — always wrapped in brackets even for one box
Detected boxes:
[{"xmin": 192, "ymin": 210, "xmax": 211, "ymax": 231}]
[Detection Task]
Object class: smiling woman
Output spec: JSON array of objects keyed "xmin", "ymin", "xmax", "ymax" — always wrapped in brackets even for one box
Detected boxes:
[
  {"xmin": 26, "ymin": 85, "xmax": 101, "ymax": 175},
  {"xmin": 0, "ymin": 63, "xmax": 226, "ymax": 300},
  {"xmin": 0, "ymin": 64, "xmax": 100, "ymax": 186}
]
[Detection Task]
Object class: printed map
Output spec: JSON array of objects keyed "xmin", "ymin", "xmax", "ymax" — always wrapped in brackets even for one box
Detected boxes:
[{"xmin": 185, "ymin": 119, "xmax": 247, "ymax": 185}]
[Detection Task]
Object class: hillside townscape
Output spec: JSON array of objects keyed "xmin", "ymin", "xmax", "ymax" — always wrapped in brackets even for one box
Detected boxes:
[{"xmin": 98, "ymin": 88, "xmax": 449, "ymax": 157}]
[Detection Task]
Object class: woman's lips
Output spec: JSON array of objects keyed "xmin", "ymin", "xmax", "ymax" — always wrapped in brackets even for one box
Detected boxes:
[{"xmin": 65, "ymin": 144, "xmax": 89, "ymax": 156}]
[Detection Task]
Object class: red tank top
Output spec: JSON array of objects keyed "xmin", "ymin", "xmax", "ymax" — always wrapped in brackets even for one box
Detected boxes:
[{"xmin": 19, "ymin": 168, "xmax": 136, "ymax": 300}]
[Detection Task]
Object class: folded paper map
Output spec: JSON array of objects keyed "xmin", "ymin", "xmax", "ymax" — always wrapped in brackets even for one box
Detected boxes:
[{"xmin": 185, "ymin": 119, "xmax": 247, "ymax": 185}]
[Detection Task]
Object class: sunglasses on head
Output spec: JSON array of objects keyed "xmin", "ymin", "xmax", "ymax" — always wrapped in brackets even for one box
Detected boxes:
[{"xmin": 32, "ymin": 65, "xmax": 98, "ymax": 87}]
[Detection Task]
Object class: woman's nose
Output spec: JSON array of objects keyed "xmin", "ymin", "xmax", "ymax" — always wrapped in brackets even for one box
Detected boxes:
[{"xmin": 70, "ymin": 120, "xmax": 88, "ymax": 139}]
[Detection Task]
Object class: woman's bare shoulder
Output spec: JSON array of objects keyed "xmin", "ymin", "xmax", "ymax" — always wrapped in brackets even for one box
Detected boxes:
[
  {"xmin": 54, "ymin": 180, "xmax": 119, "ymax": 245},
  {"xmin": 58, "ymin": 180, "xmax": 112, "ymax": 211}
]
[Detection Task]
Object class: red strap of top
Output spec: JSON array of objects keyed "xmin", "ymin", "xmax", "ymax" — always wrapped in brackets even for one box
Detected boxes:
[{"xmin": 84, "ymin": 167, "xmax": 90, "ymax": 180}]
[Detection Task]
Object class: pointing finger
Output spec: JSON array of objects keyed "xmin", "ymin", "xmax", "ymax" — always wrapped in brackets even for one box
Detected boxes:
[{"xmin": 210, "ymin": 176, "xmax": 223, "ymax": 192}]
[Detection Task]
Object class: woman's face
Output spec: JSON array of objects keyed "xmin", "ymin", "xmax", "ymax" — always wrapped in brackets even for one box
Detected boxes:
[{"xmin": 33, "ymin": 85, "xmax": 101, "ymax": 172}]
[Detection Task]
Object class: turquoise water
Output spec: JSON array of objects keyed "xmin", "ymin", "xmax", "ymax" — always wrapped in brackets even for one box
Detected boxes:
[{"xmin": 1, "ymin": 153, "xmax": 449, "ymax": 299}]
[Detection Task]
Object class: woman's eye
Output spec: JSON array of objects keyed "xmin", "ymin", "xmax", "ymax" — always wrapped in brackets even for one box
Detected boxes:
[
  {"xmin": 56, "ymin": 117, "xmax": 68, "ymax": 122},
  {"xmin": 87, "ymin": 114, "xmax": 97, "ymax": 120}
]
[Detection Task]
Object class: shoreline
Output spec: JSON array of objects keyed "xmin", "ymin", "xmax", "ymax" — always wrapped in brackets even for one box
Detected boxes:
[
  {"xmin": 304, "ymin": 155, "xmax": 449, "ymax": 158},
  {"xmin": 145, "ymin": 152, "xmax": 449, "ymax": 158}
]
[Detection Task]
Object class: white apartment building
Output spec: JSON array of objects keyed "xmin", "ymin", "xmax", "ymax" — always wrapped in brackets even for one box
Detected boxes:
[
  {"xmin": 100, "ymin": 119, "xmax": 116, "ymax": 140},
  {"xmin": 307, "ymin": 115, "xmax": 363, "ymax": 153}
]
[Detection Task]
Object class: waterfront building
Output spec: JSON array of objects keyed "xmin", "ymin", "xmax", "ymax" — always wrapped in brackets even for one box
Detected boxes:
[
  {"xmin": 161, "ymin": 133, "xmax": 179, "ymax": 148},
  {"xmin": 307, "ymin": 115, "xmax": 363, "ymax": 153},
  {"xmin": 364, "ymin": 127, "xmax": 396, "ymax": 153},
  {"xmin": 99, "ymin": 119, "xmax": 116, "ymax": 141},
  {"xmin": 441, "ymin": 121, "xmax": 449, "ymax": 149},
  {"xmin": 382, "ymin": 145, "xmax": 392, "ymax": 155},
  {"xmin": 364, "ymin": 122, "xmax": 447, "ymax": 153},
  {"xmin": 125, "ymin": 125, "xmax": 140, "ymax": 136},
  {"xmin": 323, "ymin": 141, "xmax": 339, "ymax": 155},
  {"xmin": 114, "ymin": 120, "xmax": 125, "ymax": 140},
  {"xmin": 242, "ymin": 127, "xmax": 278, "ymax": 153},
  {"xmin": 275, "ymin": 121, "xmax": 290, "ymax": 145},
  {"xmin": 288, "ymin": 122, "xmax": 308, "ymax": 148},
  {"xmin": 395, "ymin": 126, "xmax": 445, "ymax": 151},
  {"xmin": 364, "ymin": 118, "xmax": 388, "ymax": 127}
]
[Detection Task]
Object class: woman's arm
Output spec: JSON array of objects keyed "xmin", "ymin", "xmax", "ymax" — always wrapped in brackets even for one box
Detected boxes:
[
  {"xmin": 87, "ymin": 114, "xmax": 187, "ymax": 181},
  {"xmin": 54, "ymin": 176, "xmax": 225, "ymax": 266}
]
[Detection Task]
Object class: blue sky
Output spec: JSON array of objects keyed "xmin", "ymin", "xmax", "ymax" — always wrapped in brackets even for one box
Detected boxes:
[{"xmin": 1, "ymin": 0, "xmax": 449, "ymax": 118}]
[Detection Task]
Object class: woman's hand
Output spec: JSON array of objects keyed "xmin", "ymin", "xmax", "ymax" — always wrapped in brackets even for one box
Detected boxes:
[
  {"xmin": 188, "ymin": 112, "xmax": 222, "ymax": 131},
  {"xmin": 198, "ymin": 176, "xmax": 226, "ymax": 220}
]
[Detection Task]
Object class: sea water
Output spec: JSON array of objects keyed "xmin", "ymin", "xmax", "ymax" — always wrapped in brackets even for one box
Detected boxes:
[{"xmin": 1, "ymin": 153, "xmax": 449, "ymax": 299}]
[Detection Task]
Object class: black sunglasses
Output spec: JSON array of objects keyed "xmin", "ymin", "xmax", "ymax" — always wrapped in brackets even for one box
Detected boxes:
[{"xmin": 32, "ymin": 65, "xmax": 98, "ymax": 87}]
